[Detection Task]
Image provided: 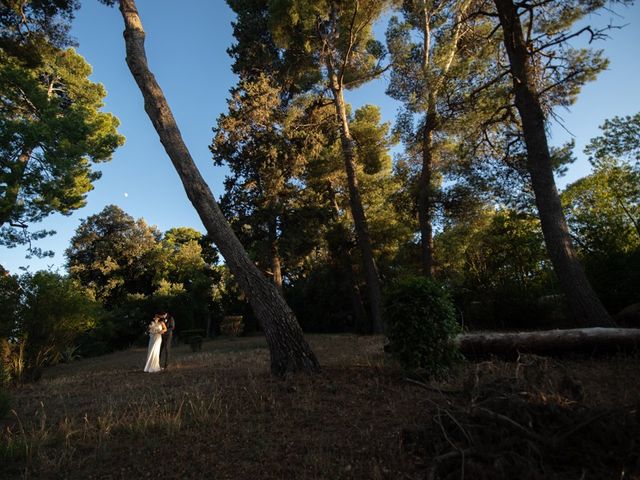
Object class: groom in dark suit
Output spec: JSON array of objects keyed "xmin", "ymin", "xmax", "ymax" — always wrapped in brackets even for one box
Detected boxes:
[{"xmin": 160, "ymin": 312, "xmax": 175, "ymax": 370}]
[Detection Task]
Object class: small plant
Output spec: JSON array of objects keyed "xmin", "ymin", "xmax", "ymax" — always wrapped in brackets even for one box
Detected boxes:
[
  {"xmin": 384, "ymin": 276, "xmax": 462, "ymax": 377},
  {"xmin": 60, "ymin": 344, "xmax": 82, "ymax": 364}
]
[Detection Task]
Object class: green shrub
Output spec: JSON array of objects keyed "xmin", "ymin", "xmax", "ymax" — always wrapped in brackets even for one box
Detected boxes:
[
  {"xmin": 384, "ymin": 276, "xmax": 461, "ymax": 377},
  {"xmin": 11, "ymin": 272, "xmax": 101, "ymax": 376}
]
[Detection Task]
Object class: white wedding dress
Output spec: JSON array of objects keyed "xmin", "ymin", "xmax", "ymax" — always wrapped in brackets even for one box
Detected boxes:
[{"xmin": 144, "ymin": 321, "xmax": 163, "ymax": 373}]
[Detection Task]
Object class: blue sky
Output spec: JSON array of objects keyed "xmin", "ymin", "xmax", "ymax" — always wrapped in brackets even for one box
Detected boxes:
[{"xmin": 2, "ymin": 0, "xmax": 639, "ymax": 274}]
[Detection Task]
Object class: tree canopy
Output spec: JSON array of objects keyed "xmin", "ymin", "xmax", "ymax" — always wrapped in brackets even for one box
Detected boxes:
[{"xmin": 0, "ymin": 0, "xmax": 124, "ymax": 257}]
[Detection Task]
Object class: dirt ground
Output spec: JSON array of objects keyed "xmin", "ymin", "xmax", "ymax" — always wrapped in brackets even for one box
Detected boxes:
[{"xmin": 2, "ymin": 334, "xmax": 639, "ymax": 479}]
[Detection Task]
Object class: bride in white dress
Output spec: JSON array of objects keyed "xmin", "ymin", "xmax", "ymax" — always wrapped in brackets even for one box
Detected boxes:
[{"xmin": 144, "ymin": 315, "xmax": 166, "ymax": 373}]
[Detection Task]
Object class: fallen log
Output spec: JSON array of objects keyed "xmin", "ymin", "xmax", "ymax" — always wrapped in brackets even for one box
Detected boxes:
[{"xmin": 456, "ymin": 328, "xmax": 640, "ymax": 359}]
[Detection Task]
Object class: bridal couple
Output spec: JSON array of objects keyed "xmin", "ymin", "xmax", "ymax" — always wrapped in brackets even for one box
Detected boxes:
[{"xmin": 143, "ymin": 312, "xmax": 175, "ymax": 373}]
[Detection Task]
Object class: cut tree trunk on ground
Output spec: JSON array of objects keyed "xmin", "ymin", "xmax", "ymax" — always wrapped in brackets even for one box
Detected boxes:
[{"xmin": 456, "ymin": 328, "xmax": 640, "ymax": 359}]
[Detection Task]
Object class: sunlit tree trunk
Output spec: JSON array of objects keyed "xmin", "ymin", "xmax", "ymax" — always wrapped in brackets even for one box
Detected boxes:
[
  {"xmin": 268, "ymin": 218, "xmax": 283, "ymax": 293},
  {"xmin": 117, "ymin": 0, "xmax": 320, "ymax": 374}
]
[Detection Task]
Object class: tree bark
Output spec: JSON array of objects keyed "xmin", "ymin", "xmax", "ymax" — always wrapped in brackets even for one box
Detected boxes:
[
  {"xmin": 494, "ymin": 0, "xmax": 615, "ymax": 327},
  {"xmin": 268, "ymin": 218, "xmax": 283, "ymax": 293},
  {"xmin": 345, "ymin": 260, "xmax": 369, "ymax": 333},
  {"xmin": 418, "ymin": 6, "xmax": 435, "ymax": 278},
  {"xmin": 457, "ymin": 327, "xmax": 640, "ymax": 358},
  {"xmin": 205, "ymin": 310, "xmax": 212, "ymax": 338},
  {"xmin": 416, "ymin": 3, "xmax": 466, "ymax": 279},
  {"xmin": 117, "ymin": 0, "xmax": 319, "ymax": 375},
  {"xmin": 418, "ymin": 112, "xmax": 436, "ymax": 278},
  {"xmin": 329, "ymin": 185, "xmax": 369, "ymax": 332},
  {"xmin": 329, "ymin": 72, "xmax": 384, "ymax": 334}
]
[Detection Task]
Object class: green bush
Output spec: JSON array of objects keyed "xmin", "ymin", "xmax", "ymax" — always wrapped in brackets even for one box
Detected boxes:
[
  {"xmin": 15, "ymin": 272, "xmax": 101, "ymax": 375},
  {"xmin": 384, "ymin": 276, "xmax": 461, "ymax": 377}
]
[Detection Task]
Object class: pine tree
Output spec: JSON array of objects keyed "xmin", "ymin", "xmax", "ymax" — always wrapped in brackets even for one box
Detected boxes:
[
  {"xmin": 0, "ymin": 2, "xmax": 124, "ymax": 255},
  {"xmin": 269, "ymin": 0, "xmax": 392, "ymax": 333}
]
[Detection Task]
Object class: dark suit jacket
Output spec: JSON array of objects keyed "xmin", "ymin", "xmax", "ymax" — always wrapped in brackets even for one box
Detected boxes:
[{"xmin": 163, "ymin": 316, "xmax": 175, "ymax": 335}]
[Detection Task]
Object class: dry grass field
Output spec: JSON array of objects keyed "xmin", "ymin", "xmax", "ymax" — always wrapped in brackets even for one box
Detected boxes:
[{"xmin": 2, "ymin": 334, "xmax": 639, "ymax": 479}]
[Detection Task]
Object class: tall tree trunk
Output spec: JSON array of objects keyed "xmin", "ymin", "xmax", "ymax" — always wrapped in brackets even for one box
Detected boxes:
[
  {"xmin": 344, "ymin": 257, "xmax": 369, "ymax": 333},
  {"xmin": 268, "ymin": 218, "xmax": 283, "ymax": 293},
  {"xmin": 117, "ymin": 0, "xmax": 319, "ymax": 375},
  {"xmin": 329, "ymin": 72, "xmax": 384, "ymax": 334},
  {"xmin": 205, "ymin": 310, "xmax": 212, "ymax": 338},
  {"xmin": 494, "ymin": 0, "xmax": 615, "ymax": 327},
  {"xmin": 329, "ymin": 184, "xmax": 369, "ymax": 332},
  {"xmin": 271, "ymin": 248, "xmax": 283, "ymax": 292},
  {"xmin": 419, "ymin": 4, "xmax": 435, "ymax": 278},
  {"xmin": 416, "ymin": 3, "xmax": 466, "ymax": 279},
  {"xmin": 418, "ymin": 111, "xmax": 436, "ymax": 278},
  {"xmin": 0, "ymin": 147, "xmax": 32, "ymax": 228}
]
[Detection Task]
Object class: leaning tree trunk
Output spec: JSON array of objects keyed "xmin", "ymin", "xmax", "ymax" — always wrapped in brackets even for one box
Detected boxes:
[
  {"xmin": 117, "ymin": 0, "xmax": 319, "ymax": 375},
  {"xmin": 494, "ymin": 0, "xmax": 615, "ymax": 328},
  {"xmin": 329, "ymin": 74, "xmax": 384, "ymax": 334}
]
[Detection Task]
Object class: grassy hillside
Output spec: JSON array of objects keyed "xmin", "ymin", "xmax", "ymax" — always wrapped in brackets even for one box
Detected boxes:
[{"xmin": 2, "ymin": 334, "xmax": 639, "ymax": 479}]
